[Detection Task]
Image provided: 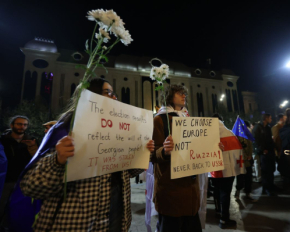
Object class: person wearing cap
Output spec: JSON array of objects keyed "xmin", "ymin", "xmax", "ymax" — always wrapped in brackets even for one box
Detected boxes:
[{"xmin": 43, "ymin": 121, "xmax": 57, "ymax": 134}]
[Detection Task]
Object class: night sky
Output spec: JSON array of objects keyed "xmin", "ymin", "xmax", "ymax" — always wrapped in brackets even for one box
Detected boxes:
[{"xmin": 1, "ymin": 1, "xmax": 290, "ymax": 109}]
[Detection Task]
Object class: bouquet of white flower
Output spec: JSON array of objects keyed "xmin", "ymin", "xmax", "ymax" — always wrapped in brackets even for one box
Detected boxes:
[
  {"xmin": 149, "ymin": 58, "xmax": 171, "ymax": 135},
  {"xmin": 64, "ymin": 9, "xmax": 133, "ymax": 200},
  {"xmin": 70, "ymin": 9, "xmax": 133, "ymax": 133}
]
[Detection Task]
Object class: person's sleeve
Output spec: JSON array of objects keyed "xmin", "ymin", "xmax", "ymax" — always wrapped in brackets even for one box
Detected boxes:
[
  {"xmin": 150, "ymin": 116, "xmax": 170, "ymax": 164},
  {"xmin": 272, "ymin": 126, "xmax": 279, "ymax": 143},
  {"xmin": 253, "ymin": 125, "xmax": 263, "ymax": 154},
  {"xmin": 20, "ymin": 151, "xmax": 65, "ymax": 199},
  {"xmin": 0, "ymin": 143, "xmax": 7, "ymax": 199}
]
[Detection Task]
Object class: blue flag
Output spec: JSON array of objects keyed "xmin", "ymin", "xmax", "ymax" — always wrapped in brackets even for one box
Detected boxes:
[
  {"xmin": 232, "ymin": 117, "xmax": 255, "ymax": 141},
  {"xmin": 0, "ymin": 142, "xmax": 7, "ymax": 199}
]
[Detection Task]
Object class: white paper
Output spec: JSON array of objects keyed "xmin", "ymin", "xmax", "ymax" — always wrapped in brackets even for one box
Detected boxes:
[
  {"xmin": 67, "ymin": 89, "xmax": 153, "ymax": 182},
  {"xmin": 171, "ymin": 117, "xmax": 224, "ymax": 179}
]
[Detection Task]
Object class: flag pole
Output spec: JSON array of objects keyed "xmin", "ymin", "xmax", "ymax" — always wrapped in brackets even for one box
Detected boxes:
[{"xmin": 232, "ymin": 115, "xmax": 239, "ymax": 130}]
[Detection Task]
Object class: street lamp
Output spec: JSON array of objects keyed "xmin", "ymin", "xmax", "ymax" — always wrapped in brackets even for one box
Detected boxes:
[
  {"xmin": 220, "ymin": 94, "xmax": 225, "ymax": 101},
  {"xmin": 280, "ymin": 100, "xmax": 288, "ymax": 108}
]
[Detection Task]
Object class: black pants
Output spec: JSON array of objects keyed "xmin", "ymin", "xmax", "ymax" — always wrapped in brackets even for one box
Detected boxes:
[
  {"xmin": 212, "ymin": 177, "xmax": 235, "ymax": 221},
  {"xmin": 260, "ymin": 152, "xmax": 276, "ymax": 191},
  {"xmin": 158, "ymin": 212, "xmax": 202, "ymax": 232},
  {"xmin": 236, "ymin": 166, "xmax": 253, "ymax": 194}
]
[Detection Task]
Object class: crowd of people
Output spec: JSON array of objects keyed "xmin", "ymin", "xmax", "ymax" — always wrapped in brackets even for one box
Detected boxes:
[{"xmin": 0, "ymin": 78, "xmax": 289, "ymax": 232}]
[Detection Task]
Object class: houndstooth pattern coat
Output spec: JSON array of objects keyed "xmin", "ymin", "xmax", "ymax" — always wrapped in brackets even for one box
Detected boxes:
[{"xmin": 20, "ymin": 151, "xmax": 143, "ymax": 232}]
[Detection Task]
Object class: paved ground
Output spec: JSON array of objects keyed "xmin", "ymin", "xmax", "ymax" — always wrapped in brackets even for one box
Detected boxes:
[{"xmin": 130, "ymin": 171, "xmax": 290, "ymax": 232}]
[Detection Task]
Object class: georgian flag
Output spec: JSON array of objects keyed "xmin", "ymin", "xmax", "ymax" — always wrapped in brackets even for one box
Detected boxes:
[{"xmin": 209, "ymin": 120, "xmax": 245, "ymax": 178}]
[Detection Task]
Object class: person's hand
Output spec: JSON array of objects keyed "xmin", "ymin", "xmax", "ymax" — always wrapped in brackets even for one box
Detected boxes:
[
  {"xmin": 56, "ymin": 136, "xmax": 75, "ymax": 165},
  {"xmin": 146, "ymin": 140, "xmax": 155, "ymax": 153},
  {"xmin": 21, "ymin": 139, "xmax": 36, "ymax": 147},
  {"xmin": 263, "ymin": 150, "xmax": 268, "ymax": 155},
  {"xmin": 218, "ymin": 142, "xmax": 224, "ymax": 151},
  {"xmin": 163, "ymin": 135, "xmax": 174, "ymax": 155}
]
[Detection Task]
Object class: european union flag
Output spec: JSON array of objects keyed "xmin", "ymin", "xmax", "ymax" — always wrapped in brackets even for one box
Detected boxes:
[{"xmin": 232, "ymin": 117, "xmax": 255, "ymax": 141}]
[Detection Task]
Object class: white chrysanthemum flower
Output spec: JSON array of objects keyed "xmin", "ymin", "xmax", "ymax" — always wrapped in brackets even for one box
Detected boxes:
[
  {"xmin": 150, "ymin": 63, "xmax": 169, "ymax": 82},
  {"xmin": 150, "ymin": 68, "xmax": 157, "ymax": 80},
  {"xmin": 111, "ymin": 27, "xmax": 133, "ymax": 45},
  {"xmin": 87, "ymin": 9, "xmax": 105, "ymax": 23},
  {"xmin": 105, "ymin": 10, "xmax": 125, "ymax": 28},
  {"xmin": 95, "ymin": 28, "xmax": 111, "ymax": 43},
  {"xmin": 160, "ymin": 64, "xmax": 169, "ymax": 78}
]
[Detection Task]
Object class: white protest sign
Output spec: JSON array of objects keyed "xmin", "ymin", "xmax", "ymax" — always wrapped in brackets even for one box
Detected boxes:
[
  {"xmin": 67, "ymin": 89, "xmax": 153, "ymax": 182},
  {"xmin": 171, "ymin": 117, "xmax": 224, "ymax": 179}
]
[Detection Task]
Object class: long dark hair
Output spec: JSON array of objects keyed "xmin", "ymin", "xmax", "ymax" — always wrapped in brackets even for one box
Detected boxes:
[{"xmin": 58, "ymin": 78, "xmax": 110, "ymax": 121}]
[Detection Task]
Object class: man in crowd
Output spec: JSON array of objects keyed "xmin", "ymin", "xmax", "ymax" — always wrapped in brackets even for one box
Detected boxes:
[
  {"xmin": 252, "ymin": 113, "xmax": 276, "ymax": 196},
  {"xmin": 272, "ymin": 113, "xmax": 286, "ymax": 168},
  {"xmin": 0, "ymin": 115, "xmax": 38, "ymax": 221},
  {"xmin": 43, "ymin": 120, "xmax": 57, "ymax": 134},
  {"xmin": 234, "ymin": 120, "xmax": 257, "ymax": 202}
]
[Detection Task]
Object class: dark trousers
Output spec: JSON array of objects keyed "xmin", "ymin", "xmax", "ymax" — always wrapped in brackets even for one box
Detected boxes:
[
  {"xmin": 236, "ymin": 166, "xmax": 253, "ymax": 194},
  {"xmin": 158, "ymin": 213, "xmax": 202, "ymax": 232},
  {"xmin": 260, "ymin": 152, "xmax": 276, "ymax": 191},
  {"xmin": 212, "ymin": 177, "xmax": 235, "ymax": 221}
]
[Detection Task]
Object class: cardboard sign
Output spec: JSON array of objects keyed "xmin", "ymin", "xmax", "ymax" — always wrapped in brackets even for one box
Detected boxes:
[
  {"xmin": 171, "ymin": 117, "xmax": 224, "ymax": 179},
  {"xmin": 67, "ymin": 89, "xmax": 153, "ymax": 182}
]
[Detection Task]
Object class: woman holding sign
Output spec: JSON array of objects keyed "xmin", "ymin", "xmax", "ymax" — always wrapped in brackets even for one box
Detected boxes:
[
  {"xmin": 151, "ymin": 84, "xmax": 202, "ymax": 232},
  {"xmin": 19, "ymin": 78, "xmax": 154, "ymax": 232}
]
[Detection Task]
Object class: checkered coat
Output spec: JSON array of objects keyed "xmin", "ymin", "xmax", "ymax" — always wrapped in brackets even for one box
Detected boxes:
[{"xmin": 20, "ymin": 151, "xmax": 142, "ymax": 232}]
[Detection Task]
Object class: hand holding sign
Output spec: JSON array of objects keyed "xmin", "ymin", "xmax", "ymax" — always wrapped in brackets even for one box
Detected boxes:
[
  {"xmin": 163, "ymin": 135, "xmax": 174, "ymax": 155},
  {"xmin": 56, "ymin": 136, "xmax": 75, "ymax": 165},
  {"xmin": 146, "ymin": 140, "xmax": 155, "ymax": 153}
]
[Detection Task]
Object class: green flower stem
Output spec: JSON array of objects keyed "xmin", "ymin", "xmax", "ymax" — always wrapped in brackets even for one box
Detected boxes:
[
  {"xmin": 104, "ymin": 38, "xmax": 120, "ymax": 56},
  {"xmin": 63, "ymin": 22, "xmax": 120, "ymax": 202},
  {"xmin": 64, "ymin": 161, "xmax": 68, "ymax": 201},
  {"xmin": 162, "ymin": 87, "xmax": 171, "ymax": 136},
  {"xmin": 90, "ymin": 23, "xmax": 98, "ymax": 54}
]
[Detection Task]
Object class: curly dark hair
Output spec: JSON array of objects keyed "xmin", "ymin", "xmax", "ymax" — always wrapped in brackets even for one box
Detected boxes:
[{"xmin": 160, "ymin": 84, "xmax": 188, "ymax": 109}]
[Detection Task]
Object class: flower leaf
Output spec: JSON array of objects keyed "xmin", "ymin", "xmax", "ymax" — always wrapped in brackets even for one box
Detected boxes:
[
  {"xmin": 100, "ymin": 54, "xmax": 109, "ymax": 63},
  {"xmin": 75, "ymin": 64, "xmax": 87, "ymax": 70},
  {"xmin": 80, "ymin": 80, "xmax": 91, "ymax": 89},
  {"xmin": 85, "ymin": 50, "xmax": 92, "ymax": 55},
  {"xmin": 155, "ymin": 85, "xmax": 164, "ymax": 91},
  {"xmin": 85, "ymin": 39, "xmax": 89, "ymax": 51}
]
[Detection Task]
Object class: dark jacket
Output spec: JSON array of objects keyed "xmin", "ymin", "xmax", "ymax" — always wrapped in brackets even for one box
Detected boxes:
[
  {"xmin": 151, "ymin": 113, "xmax": 200, "ymax": 217},
  {"xmin": 0, "ymin": 131, "xmax": 37, "ymax": 183},
  {"xmin": 279, "ymin": 124, "xmax": 290, "ymax": 178},
  {"xmin": 252, "ymin": 122, "xmax": 274, "ymax": 155}
]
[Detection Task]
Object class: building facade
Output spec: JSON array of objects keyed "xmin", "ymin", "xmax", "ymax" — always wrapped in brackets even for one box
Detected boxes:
[
  {"xmin": 21, "ymin": 38, "xmax": 240, "ymax": 116},
  {"xmin": 241, "ymin": 91, "xmax": 258, "ymax": 114}
]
